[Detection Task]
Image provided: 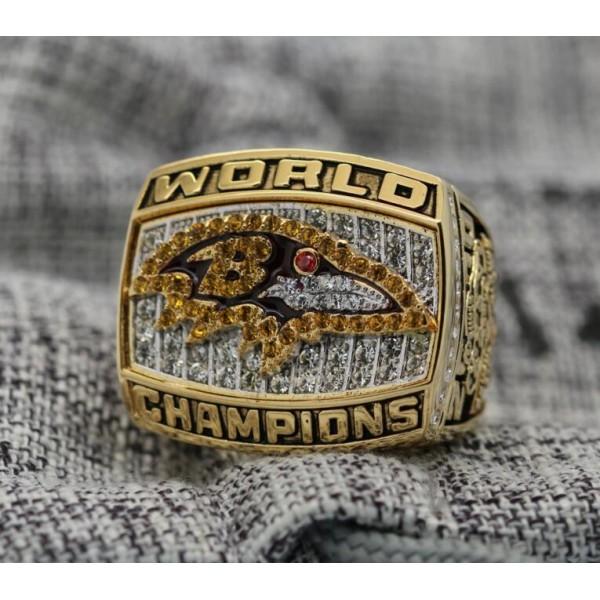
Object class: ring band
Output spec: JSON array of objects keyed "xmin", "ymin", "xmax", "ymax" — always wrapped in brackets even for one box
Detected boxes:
[{"xmin": 117, "ymin": 149, "xmax": 496, "ymax": 451}]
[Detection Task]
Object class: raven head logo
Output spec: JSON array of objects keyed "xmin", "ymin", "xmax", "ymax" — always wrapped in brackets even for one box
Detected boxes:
[{"xmin": 132, "ymin": 212, "xmax": 437, "ymax": 374}]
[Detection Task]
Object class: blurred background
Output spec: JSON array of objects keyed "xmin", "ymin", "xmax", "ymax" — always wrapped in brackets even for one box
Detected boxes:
[
  {"xmin": 2, "ymin": 37, "xmax": 598, "ymax": 424},
  {"xmin": 0, "ymin": 38, "xmax": 599, "ymax": 561}
]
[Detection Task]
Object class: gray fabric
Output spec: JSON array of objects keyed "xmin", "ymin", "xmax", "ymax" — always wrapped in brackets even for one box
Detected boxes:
[{"xmin": 1, "ymin": 37, "xmax": 599, "ymax": 562}]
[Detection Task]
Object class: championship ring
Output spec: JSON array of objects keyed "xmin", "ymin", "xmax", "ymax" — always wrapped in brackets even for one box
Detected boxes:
[{"xmin": 117, "ymin": 149, "xmax": 496, "ymax": 450}]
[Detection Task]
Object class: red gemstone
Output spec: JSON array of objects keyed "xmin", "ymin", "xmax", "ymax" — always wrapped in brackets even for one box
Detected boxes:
[{"xmin": 294, "ymin": 249, "xmax": 319, "ymax": 274}]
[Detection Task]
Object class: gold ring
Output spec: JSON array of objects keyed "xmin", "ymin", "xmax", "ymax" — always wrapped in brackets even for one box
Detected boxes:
[{"xmin": 117, "ymin": 149, "xmax": 496, "ymax": 451}]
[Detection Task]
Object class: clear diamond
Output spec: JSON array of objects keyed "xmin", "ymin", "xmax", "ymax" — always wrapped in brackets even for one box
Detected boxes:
[
  {"xmin": 241, "ymin": 371, "xmax": 260, "ymax": 390},
  {"xmin": 217, "ymin": 366, "xmax": 236, "ymax": 389},
  {"xmin": 240, "ymin": 347, "xmax": 263, "ymax": 392},
  {"xmin": 278, "ymin": 207, "xmax": 301, "ymax": 220},
  {"xmin": 347, "ymin": 337, "xmax": 378, "ymax": 389},
  {"xmin": 212, "ymin": 330, "xmax": 240, "ymax": 388},
  {"xmin": 135, "ymin": 338, "xmax": 155, "ymax": 367},
  {"xmin": 135, "ymin": 298, "xmax": 157, "ymax": 323},
  {"xmin": 358, "ymin": 218, "xmax": 381, "ymax": 259},
  {"xmin": 170, "ymin": 218, "xmax": 193, "ymax": 232},
  {"xmin": 187, "ymin": 342, "xmax": 209, "ymax": 383},
  {"xmin": 385, "ymin": 224, "xmax": 408, "ymax": 277},
  {"xmin": 306, "ymin": 209, "xmax": 327, "ymax": 230},
  {"xmin": 243, "ymin": 351, "xmax": 260, "ymax": 371},
  {"xmin": 374, "ymin": 335, "xmax": 404, "ymax": 385},
  {"xmin": 196, "ymin": 213, "xmax": 219, "ymax": 223},
  {"xmin": 161, "ymin": 327, "xmax": 185, "ymax": 376},
  {"xmin": 401, "ymin": 333, "xmax": 430, "ymax": 381},
  {"xmin": 140, "ymin": 226, "xmax": 165, "ymax": 261},
  {"xmin": 320, "ymin": 336, "xmax": 350, "ymax": 392},
  {"xmin": 262, "ymin": 274, "xmax": 389, "ymax": 312},
  {"xmin": 269, "ymin": 372, "xmax": 290, "ymax": 394},
  {"xmin": 188, "ymin": 361, "xmax": 208, "ymax": 383},
  {"xmin": 294, "ymin": 343, "xmax": 322, "ymax": 393},
  {"xmin": 332, "ymin": 214, "xmax": 355, "ymax": 241},
  {"xmin": 298, "ymin": 345, "xmax": 320, "ymax": 368},
  {"xmin": 410, "ymin": 232, "xmax": 436, "ymax": 312}
]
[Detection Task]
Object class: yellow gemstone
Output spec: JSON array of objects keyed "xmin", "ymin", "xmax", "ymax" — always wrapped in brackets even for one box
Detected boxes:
[
  {"xmin": 280, "ymin": 324, "xmax": 298, "ymax": 345},
  {"xmin": 299, "ymin": 226, "xmax": 318, "ymax": 245},
  {"xmin": 330, "ymin": 314, "xmax": 346, "ymax": 332},
  {"xmin": 168, "ymin": 295, "xmax": 185, "ymax": 310},
  {"xmin": 155, "ymin": 244, "xmax": 173, "ymax": 261},
  {"xmin": 299, "ymin": 313, "xmax": 318, "ymax": 332},
  {"xmin": 223, "ymin": 308, "xmax": 239, "ymax": 324},
  {"xmin": 262, "ymin": 214, "xmax": 281, "ymax": 231},
  {"xmin": 387, "ymin": 276, "xmax": 404, "ymax": 295},
  {"xmin": 367, "ymin": 314, "xmax": 384, "ymax": 331},
  {"xmin": 398, "ymin": 288, "xmax": 414, "ymax": 306},
  {"xmin": 404, "ymin": 311, "xmax": 419, "ymax": 328},
  {"xmin": 334, "ymin": 245, "xmax": 352, "ymax": 268},
  {"xmin": 259, "ymin": 317, "xmax": 277, "ymax": 338},
  {"xmin": 141, "ymin": 258, "xmax": 159, "ymax": 274},
  {"xmin": 282, "ymin": 220, "xmax": 300, "ymax": 237},
  {"xmin": 352, "ymin": 257, "xmax": 369, "ymax": 274},
  {"xmin": 386, "ymin": 313, "xmax": 403, "ymax": 330},
  {"xmin": 167, "ymin": 274, "xmax": 190, "ymax": 294},
  {"xmin": 158, "ymin": 308, "xmax": 177, "ymax": 328},
  {"xmin": 316, "ymin": 313, "xmax": 329, "ymax": 328},
  {"xmin": 262, "ymin": 341, "xmax": 277, "ymax": 358},
  {"xmin": 151, "ymin": 276, "xmax": 164, "ymax": 292},
  {"xmin": 350, "ymin": 316, "xmax": 365, "ymax": 332},
  {"xmin": 243, "ymin": 322, "xmax": 259, "ymax": 342},
  {"xmin": 134, "ymin": 275, "xmax": 148, "ymax": 291},
  {"xmin": 189, "ymin": 222, "xmax": 206, "ymax": 239},
  {"xmin": 317, "ymin": 237, "xmax": 336, "ymax": 256},
  {"xmin": 369, "ymin": 264, "xmax": 387, "ymax": 281},
  {"xmin": 170, "ymin": 231, "xmax": 189, "ymax": 249},
  {"xmin": 183, "ymin": 302, "xmax": 201, "ymax": 318},
  {"xmin": 207, "ymin": 217, "xmax": 224, "ymax": 235},
  {"xmin": 225, "ymin": 214, "xmax": 243, "ymax": 231},
  {"xmin": 245, "ymin": 213, "xmax": 262, "ymax": 230},
  {"xmin": 254, "ymin": 238, "xmax": 272, "ymax": 260},
  {"xmin": 238, "ymin": 304, "xmax": 256, "ymax": 321},
  {"xmin": 191, "ymin": 324, "xmax": 209, "ymax": 338}
]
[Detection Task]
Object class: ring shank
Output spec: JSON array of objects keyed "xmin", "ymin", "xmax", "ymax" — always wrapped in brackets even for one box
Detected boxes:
[{"xmin": 441, "ymin": 186, "xmax": 496, "ymax": 433}]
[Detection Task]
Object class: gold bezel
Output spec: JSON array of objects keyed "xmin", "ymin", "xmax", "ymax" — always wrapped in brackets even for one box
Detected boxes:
[{"xmin": 117, "ymin": 148, "xmax": 478, "ymax": 451}]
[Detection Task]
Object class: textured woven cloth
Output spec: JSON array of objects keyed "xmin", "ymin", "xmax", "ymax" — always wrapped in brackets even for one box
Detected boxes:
[{"xmin": 1, "ymin": 37, "xmax": 599, "ymax": 562}]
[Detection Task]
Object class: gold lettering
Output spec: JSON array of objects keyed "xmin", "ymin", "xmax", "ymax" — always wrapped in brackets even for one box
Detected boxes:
[
  {"xmin": 265, "ymin": 411, "xmax": 296, "ymax": 444},
  {"xmin": 378, "ymin": 173, "xmax": 428, "ymax": 209},
  {"xmin": 352, "ymin": 404, "xmax": 383, "ymax": 439},
  {"xmin": 331, "ymin": 163, "xmax": 368, "ymax": 196},
  {"xmin": 196, "ymin": 402, "xmax": 223, "ymax": 438},
  {"xmin": 300, "ymin": 411, "xmax": 313, "ymax": 444},
  {"xmin": 153, "ymin": 167, "xmax": 210, "ymax": 203},
  {"xmin": 218, "ymin": 160, "xmax": 266, "ymax": 191},
  {"xmin": 318, "ymin": 409, "xmax": 349, "ymax": 443},
  {"xmin": 226, "ymin": 407, "xmax": 260, "ymax": 442},
  {"xmin": 273, "ymin": 159, "xmax": 322, "ymax": 189},
  {"xmin": 164, "ymin": 394, "xmax": 192, "ymax": 432},
  {"xmin": 132, "ymin": 385, "xmax": 162, "ymax": 423},
  {"xmin": 388, "ymin": 397, "xmax": 419, "ymax": 432}
]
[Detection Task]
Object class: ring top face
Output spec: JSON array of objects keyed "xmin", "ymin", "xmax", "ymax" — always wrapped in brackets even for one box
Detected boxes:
[
  {"xmin": 118, "ymin": 149, "xmax": 495, "ymax": 450},
  {"xmin": 130, "ymin": 203, "xmax": 438, "ymax": 397}
]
